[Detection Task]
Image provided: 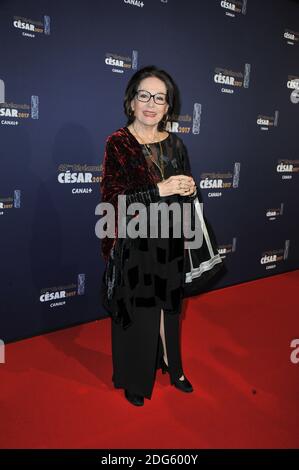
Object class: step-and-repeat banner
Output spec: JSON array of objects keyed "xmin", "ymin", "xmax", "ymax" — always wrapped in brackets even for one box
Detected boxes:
[{"xmin": 1, "ymin": 0, "xmax": 298, "ymax": 342}]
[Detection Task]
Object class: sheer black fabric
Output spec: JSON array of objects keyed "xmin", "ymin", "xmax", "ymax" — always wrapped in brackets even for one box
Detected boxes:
[{"xmin": 104, "ymin": 132, "xmax": 189, "ymax": 330}]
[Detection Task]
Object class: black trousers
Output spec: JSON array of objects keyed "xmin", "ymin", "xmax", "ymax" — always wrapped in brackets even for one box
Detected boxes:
[{"xmin": 111, "ymin": 306, "xmax": 184, "ymax": 399}]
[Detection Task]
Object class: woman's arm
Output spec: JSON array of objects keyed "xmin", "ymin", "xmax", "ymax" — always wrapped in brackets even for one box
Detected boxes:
[
  {"xmin": 178, "ymin": 138, "xmax": 198, "ymax": 198},
  {"xmin": 100, "ymin": 137, "xmax": 162, "ymax": 261}
]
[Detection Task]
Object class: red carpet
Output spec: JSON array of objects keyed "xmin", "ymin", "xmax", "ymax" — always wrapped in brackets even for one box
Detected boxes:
[{"xmin": 0, "ymin": 270, "xmax": 298, "ymax": 449}]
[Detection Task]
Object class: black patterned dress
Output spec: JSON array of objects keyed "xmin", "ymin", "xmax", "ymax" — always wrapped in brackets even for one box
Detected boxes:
[
  {"xmin": 118, "ymin": 134, "xmax": 185, "ymax": 321},
  {"xmin": 110, "ymin": 131, "xmax": 188, "ymax": 399}
]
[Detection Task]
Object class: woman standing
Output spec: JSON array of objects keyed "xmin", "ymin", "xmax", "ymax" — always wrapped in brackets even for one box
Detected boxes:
[{"xmin": 100, "ymin": 66, "xmax": 201, "ymax": 406}]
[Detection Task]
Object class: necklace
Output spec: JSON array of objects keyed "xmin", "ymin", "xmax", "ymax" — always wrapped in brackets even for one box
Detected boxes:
[{"xmin": 131, "ymin": 125, "xmax": 165, "ymax": 180}]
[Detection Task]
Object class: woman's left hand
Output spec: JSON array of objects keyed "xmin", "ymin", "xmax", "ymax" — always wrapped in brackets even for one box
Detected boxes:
[{"xmin": 180, "ymin": 176, "xmax": 196, "ymax": 196}]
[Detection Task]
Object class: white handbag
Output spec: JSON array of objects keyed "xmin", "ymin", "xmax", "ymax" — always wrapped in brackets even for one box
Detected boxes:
[{"xmin": 183, "ymin": 196, "xmax": 224, "ymax": 297}]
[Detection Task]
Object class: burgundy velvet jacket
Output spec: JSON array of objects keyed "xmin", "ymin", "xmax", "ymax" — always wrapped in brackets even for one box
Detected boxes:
[{"xmin": 99, "ymin": 126, "xmax": 194, "ymax": 263}]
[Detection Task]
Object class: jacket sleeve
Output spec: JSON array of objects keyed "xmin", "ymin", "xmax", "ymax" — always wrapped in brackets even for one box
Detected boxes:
[
  {"xmin": 100, "ymin": 138, "xmax": 126, "ymax": 206},
  {"xmin": 124, "ymin": 184, "xmax": 161, "ymax": 205},
  {"xmin": 100, "ymin": 137, "xmax": 161, "ymax": 207},
  {"xmin": 178, "ymin": 138, "xmax": 198, "ymax": 200}
]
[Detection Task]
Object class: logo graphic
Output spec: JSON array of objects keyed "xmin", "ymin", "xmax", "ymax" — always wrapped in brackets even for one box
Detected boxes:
[
  {"xmin": 13, "ymin": 15, "xmax": 51, "ymax": 38},
  {"xmin": 105, "ymin": 50, "xmax": 138, "ymax": 73},
  {"xmin": 260, "ymin": 240, "xmax": 290, "ymax": 270},
  {"xmin": 257, "ymin": 111, "xmax": 279, "ymax": 131},
  {"xmin": 287, "ymin": 74, "xmax": 299, "ymax": 103},
  {"xmin": 218, "ymin": 237, "xmax": 237, "ymax": 257},
  {"xmin": 266, "ymin": 203, "xmax": 284, "ymax": 220},
  {"xmin": 57, "ymin": 163, "xmax": 101, "ymax": 194},
  {"xmin": 0, "ymin": 190, "xmax": 21, "ymax": 215},
  {"xmin": 220, "ymin": 0, "xmax": 247, "ymax": 17},
  {"xmin": 77, "ymin": 274, "xmax": 85, "ymax": 295},
  {"xmin": 166, "ymin": 103, "xmax": 202, "ymax": 135},
  {"xmin": 0, "ymin": 82, "xmax": 39, "ymax": 126},
  {"xmin": 192, "ymin": 103, "xmax": 202, "ymax": 134},
  {"xmin": 290, "ymin": 78, "xmax": 299, "ymax": 104},
  {"xmin": 124, "ymin": 0, "xmax": 145, "ymax": 7},
  {"xmin": 276, "ymin": 159, "xmax": 299, "ymax": 180},
  {"xmin": 214, "ymin": 64, "xmax": 251, "ymax": 94},
  {"xmin": 39, "ymin": 274, "xmax": 86, "ymax": 308},
  {"xmin": 284, "ymin": 28, "xmax": 299, "ymax": 46},
  {"xmin": 0, "ymin": 79, "xmax": 5, "ymax": 103},
  {"xmin": 199, "ymin": 162, "xmax": 241, "ymax": 198}
]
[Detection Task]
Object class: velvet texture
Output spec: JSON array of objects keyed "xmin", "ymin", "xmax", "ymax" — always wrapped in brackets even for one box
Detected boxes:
[
  {"xmin": 100, "ymin": 127, "xmax": 162, "ymax": 263},
  {"xmin": 100, "ymin": 127, "xmax": 223, "ymax": 327},
  {"xmin": 100, "ymin": 127, "xmax": 195, "ymax": 262},
  {"xmin": 100, "ymin": 127, "xmax": 196, "ymax": 327}
]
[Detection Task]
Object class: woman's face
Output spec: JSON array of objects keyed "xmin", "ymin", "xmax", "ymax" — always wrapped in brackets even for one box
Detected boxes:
[{"xmin": 130, "ymin": 76, "xmax": 169, "ymax": 130}]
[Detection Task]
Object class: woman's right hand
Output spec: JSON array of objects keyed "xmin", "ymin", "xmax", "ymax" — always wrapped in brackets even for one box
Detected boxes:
[{"xmin": 157, "ymin": 175, "xmax": 196, "ymax": 197}]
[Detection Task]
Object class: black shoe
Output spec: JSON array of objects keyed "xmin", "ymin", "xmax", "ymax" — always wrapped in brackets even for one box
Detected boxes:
[
  {"xmin": 124, "ymin": 389, "xmax": 144, "ymax": 406},
  {"xmin": 160, "ymin": 357, "xmax": 193, "ymax": 393},
  {"xmin": 172, "ymin": 375, "xmax": 193, "ymax": 393}
]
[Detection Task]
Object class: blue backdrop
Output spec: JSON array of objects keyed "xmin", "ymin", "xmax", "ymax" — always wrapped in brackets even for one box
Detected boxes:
[{"xmin": 1, "ymin": 0, "xmax": 298, "ymax": 343}]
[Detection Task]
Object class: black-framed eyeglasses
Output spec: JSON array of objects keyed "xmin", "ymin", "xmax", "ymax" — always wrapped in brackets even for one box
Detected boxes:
[{"xmin": 135, "ymin": 89, "xmax": 167, "ymax": 105}]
